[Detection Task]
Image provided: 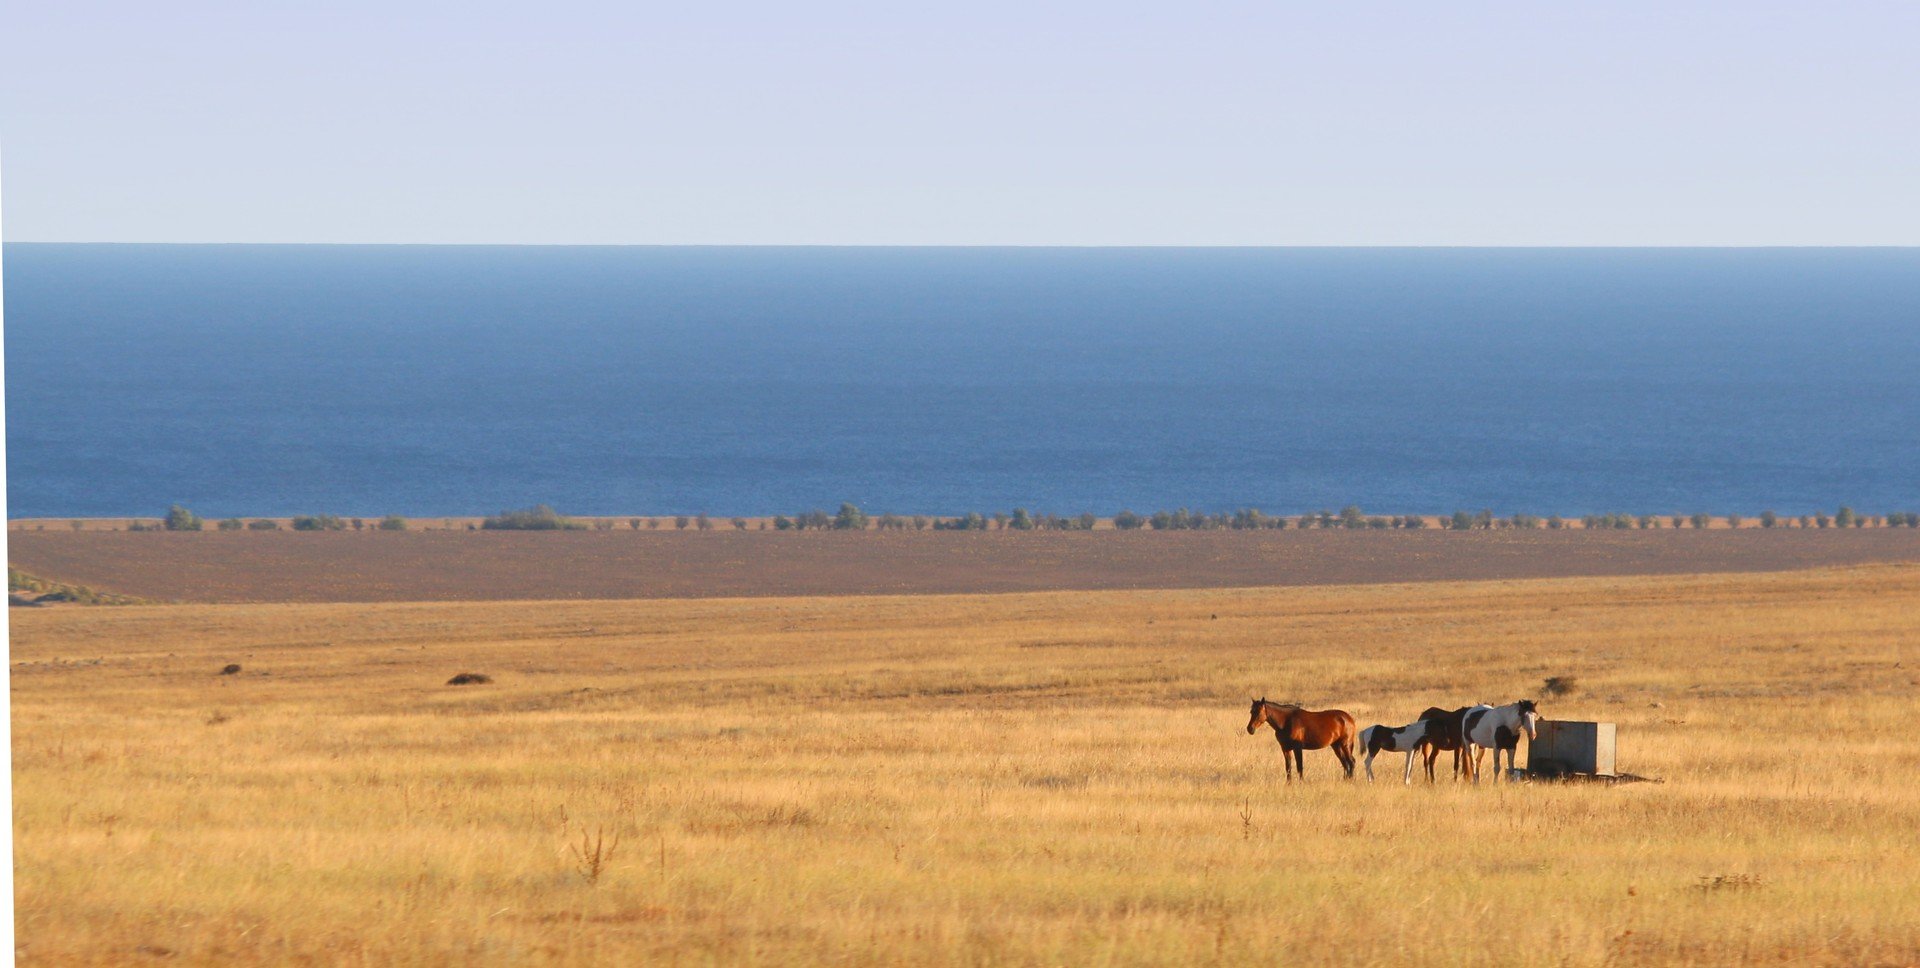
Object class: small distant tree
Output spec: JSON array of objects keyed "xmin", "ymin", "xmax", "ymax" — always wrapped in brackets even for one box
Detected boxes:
[
  {"xmin": 1759, "ymin": 510, "xmax": 1778, "ymax": 529},
  {"xmin": 1113, "ymin": 510, "xmax": 1145, "ymax": 530},
  {"xmin": 1689, "ymin": 513, "xmax": 1711, "ymax": 529},
  {"xmin": 1077, "ymin": 512, "xmax": 1098, "ymax": 530},
  {"xmin": 1546, "ymin": 515, "xmax": 1564, "ymax": 529},
  {"xmin": 351, "ymin": 518, "xmax": 365, "ymax": 531},
  {"xmin": 913, "ymin": 515, "xmax": 930, "ymax": 531},
  {"xmin": 732, "ymin": 517, "xmax": 748, "ymax": 530},
  {"xmin": 292, "ymin": 514, "xmax": 348, "ymax": 531},
  {"xmin": 1669, "ymin": 515, "xmax": 1684, "ymax": 529},
  {"xmin": 480, "ymin": 506, "xmax": 578, "ymax": 531},
  {"xmin": 1339, "ymin": 505, "xmax": 1365, "ymax": 529},
  {"xmin": 379, "ymin": 515, "xmax": 408, "ymax": 531},
  {"xmin": 1726, "ymin": 513, "xmax": 1743, "ymax": 529},
  {"xmin": 674, "ymin": 516, "xmax": 690, "ymax": 530},
  {"xmin": 1009, "ymin": 508, "xmax": 1033, "ymax": 531},
  {"xmin": 164, "ymin": 505, "xmax": 203, "ymax": 531},
  {"xmin": 647, "ymin": 519, "xmax": 661, "ymax": 529},
  {"xmin": 773, "ymin": 515, "xmax": 794, "ymax": 531},
  {"xmin": 1835, "ymin": 507, "xmax": 1856, "ymax": 528},
  {"xmin": 594, "ymin": 518, "xmax": 616, "ymax": 531},
  {"xmin": 217, "ymin": 518, "xmax": 244, "ymax": 531},
  {"xmin": 247, "ymin": 519, "xmax": 280, "ymax": 530},
  {"xmin": 629, "ymin": 518, "xmax": 643, "ymax": 530},
  {"xmin": 1449, "ymin": 510, "xmax": 1474, "ymax": 531},
  {"xmin": 696, "ymin": 513, "xmax": 713, "ymax": 531},
  {"xmin": 834, "ymin": 503, "xmax": 868, "ymax": 530},
  {"xmin": 1815, "ymin": 513, "xmax": 1831, "ymax": 528}
]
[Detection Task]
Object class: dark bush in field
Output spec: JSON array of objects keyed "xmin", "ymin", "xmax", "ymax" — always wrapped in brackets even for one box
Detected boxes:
[
  {"xmin": 220, "ymin": 663, "xmax": 242, "ymax": 675},
  {"xmin": 247, "ymin": 519, "xmax": 280, "ymax": 531},
  {"xmin": 446, "ymin": 673, "xmax": 493, "ymax": 685},
  {"xmin": 1542, "ymin": 676, "xmax": 1578, "ymax": 697},
  {"xmin": 379, "ymin": 515, "xmax": 408, "ymax": 531},
  {"xmin": 1113, "ymin": 510, "xmax": 1146, "ymax": 530},
  {"xmin": 217, "ymin": 518, "xmax": 245, "ymax": 531},
  {"xmin": 292, "ymin": 514, "xmax": 348, "ymax": 531},
  {"xmin": 1689, "ymin": 513, "xmax": 1711, "ymax": 529},
  {"xmin": 1760, "ymin": 510, "xmax": 1778, "ymax": 528},
  {"xmin": 165, "ymin": 505, "xmax": 203, "ymax": 531}
]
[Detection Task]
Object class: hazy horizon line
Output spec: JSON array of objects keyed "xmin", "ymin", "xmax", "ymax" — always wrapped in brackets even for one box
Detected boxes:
[{"xmin": 7, "ymin": 241, "xmax": 1920, "ymax": 250}]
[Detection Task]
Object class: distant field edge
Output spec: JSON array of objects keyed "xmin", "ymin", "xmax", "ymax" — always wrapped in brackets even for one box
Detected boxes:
[{"xmin": 9, "ymin": 528, "xmax": 1920, "ymax": 605}]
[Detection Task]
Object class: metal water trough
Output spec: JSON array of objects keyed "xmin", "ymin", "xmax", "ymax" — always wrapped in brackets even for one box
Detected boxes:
[{"xmin": 1526, "ymin": 720, "xmax": 1617, "ymax": 780}]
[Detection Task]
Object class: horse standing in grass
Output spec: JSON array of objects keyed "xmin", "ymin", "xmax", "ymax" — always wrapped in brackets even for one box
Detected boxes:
[
  {"xmin": 1245, "ymin": 698, "xmax": 1357, "ymax": 781},
  {"xmin": 1462, "ymin": 700, "xmax": 1541, "ymax": 783},
  {"xmin": 1415, "ymin": 705, "xmax": 1474, "ymax": 783},
  {"xmin": 1358, "ymin": 717, "xmax": 1435, "ymax": 784}
]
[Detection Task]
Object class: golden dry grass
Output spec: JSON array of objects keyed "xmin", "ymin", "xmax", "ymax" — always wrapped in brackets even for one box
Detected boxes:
[{"xmin": 11, "ymin": 566, "xmax": 1920, "ymax": 966}]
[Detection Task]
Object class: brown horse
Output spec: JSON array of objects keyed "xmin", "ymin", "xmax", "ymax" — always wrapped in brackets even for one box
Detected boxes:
[
  {"xmin": 1245, "ymin": 698, "xmax": 1357, "ymax": 780},
  {"xmin": 1415, "ymin": 705, "xmax": 1473, "ymax": 782}
]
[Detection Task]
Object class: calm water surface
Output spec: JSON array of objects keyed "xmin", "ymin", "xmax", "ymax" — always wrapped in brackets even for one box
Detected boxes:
[{"xmin": 6, "ymin": 245, "xmax": 1917, "ymax": 518}]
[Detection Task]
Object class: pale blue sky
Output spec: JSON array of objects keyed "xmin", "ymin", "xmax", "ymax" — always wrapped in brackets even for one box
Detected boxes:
[{"xmin": 3, "ymin": 2, "xmax": 1915, "ymax": 244}]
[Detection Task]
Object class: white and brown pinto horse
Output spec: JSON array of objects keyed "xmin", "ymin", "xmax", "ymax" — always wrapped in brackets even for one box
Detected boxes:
[
  {"xmin": 1358, "ymin": 717, "xmax": 1435, "ymax": 784},
  {"xmin": 1462, "ymin": 700, "xmax": 1541, "ymax": 783}
]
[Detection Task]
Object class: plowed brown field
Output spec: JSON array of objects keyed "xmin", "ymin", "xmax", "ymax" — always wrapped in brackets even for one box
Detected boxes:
[{"xmin": 10, "ymin": 527, "xmax": 1920, "ymax": 602}]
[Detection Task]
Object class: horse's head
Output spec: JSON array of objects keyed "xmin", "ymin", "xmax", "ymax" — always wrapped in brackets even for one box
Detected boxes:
[
  {"xmin": 1246, "ymin": 697, "xmax": 1267, "ymax": 735},
  {"xmin": 1516, "ymin": 699, "xmax": 1540, "ymax": 740}
]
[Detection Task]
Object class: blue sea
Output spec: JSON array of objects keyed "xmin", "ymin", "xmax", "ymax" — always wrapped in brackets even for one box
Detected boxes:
[{"xmin": 5, "ymin": 244, "xmax": 1917, "ymax": 519}]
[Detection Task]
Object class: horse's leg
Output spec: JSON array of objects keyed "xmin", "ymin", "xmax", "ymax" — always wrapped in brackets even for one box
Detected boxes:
[
  {"xmin": 1402, "ymin": 750, "xmax": 1417, "ymax": 785},
  {"xmin": 1364, "ymin": 748, "xmax": 1376, "ymax": 782},
  {"xmin": 1283, "ymin": 743, "xmax": 1295, "ymax": 782},
  {"xmin": 1336, "ymin": 740, "xmax": 1356, "ymax": 780},
  {"xmin": 1293, "ymin": 746, "xmax": 1305, "ymax": 781}
]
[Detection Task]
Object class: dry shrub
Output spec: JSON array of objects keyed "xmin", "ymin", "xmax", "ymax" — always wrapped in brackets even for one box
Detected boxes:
[
  {"xmin": 445, "ymin": 672, "xmax": 492, "ymax": 685},
  {"xmin": 1542, "ymin": 675, "xmax": 1578, "ymax": 696},
  {"xmin": 219, "ymin": 663, "xmax": 241, "ymax": 676}
]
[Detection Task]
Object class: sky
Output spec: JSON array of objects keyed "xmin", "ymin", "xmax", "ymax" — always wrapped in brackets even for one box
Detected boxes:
[{"xmin": 1, "ymin": 1, "xmax": 1916, "ymax": 245}]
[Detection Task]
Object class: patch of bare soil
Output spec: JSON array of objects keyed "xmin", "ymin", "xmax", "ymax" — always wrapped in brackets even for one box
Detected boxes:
[{"xmin": 8, "ymin": 529, "xmax": 1920, "ymax": 604}]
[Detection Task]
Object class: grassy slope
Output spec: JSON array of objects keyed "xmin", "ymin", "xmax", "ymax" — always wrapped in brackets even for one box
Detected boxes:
[
  {"xmin": 10, "ymin": 527, "xmax": 1920, "ymax": 602},
  {"xmin": 11, "ymin": 566, "xmax": 1920, "ymax": 965}
]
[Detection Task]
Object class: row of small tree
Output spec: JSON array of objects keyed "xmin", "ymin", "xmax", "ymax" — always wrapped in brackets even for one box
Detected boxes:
[{"xmin": 122, "ymin": 503, "xmax": 1920, "ymax": 534}]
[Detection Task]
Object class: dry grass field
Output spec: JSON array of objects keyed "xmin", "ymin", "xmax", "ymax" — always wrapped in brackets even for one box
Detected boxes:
[
  {"xmin": 11, "ymin": 527, "xmax": 1920, "ymax": 602},
  {"xmin": 12, "ymin": 565, "xmax": 1920, "ymax": 966}
]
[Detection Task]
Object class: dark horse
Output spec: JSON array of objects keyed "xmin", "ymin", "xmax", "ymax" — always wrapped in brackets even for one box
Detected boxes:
[
  {"xmin": 1415, "ymin": 706, "xmax": 1474, "ymax": 783},
  {"xmin": 1245, "ymin": 698, "xmax": 1357, "ymax": 780}
]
